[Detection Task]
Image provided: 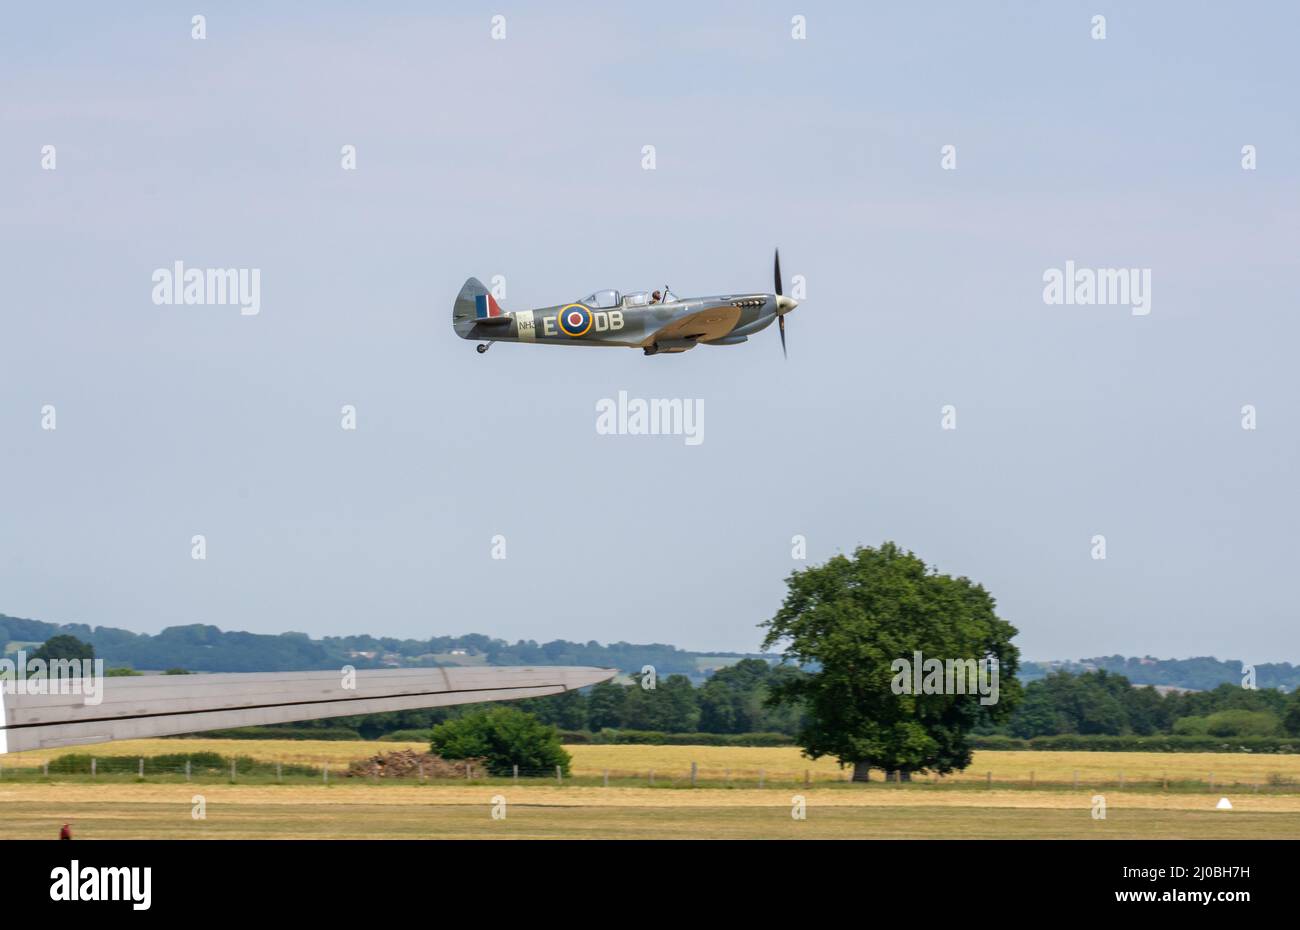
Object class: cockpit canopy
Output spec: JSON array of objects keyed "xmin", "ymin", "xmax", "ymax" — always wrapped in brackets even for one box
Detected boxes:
[
  {"xmin": 579, "ymin": 288, "xmax": 679, "ymax": 309},
  {"xmin": 580, "ymin": 289, "xmax": 620, "ymax": 309}
]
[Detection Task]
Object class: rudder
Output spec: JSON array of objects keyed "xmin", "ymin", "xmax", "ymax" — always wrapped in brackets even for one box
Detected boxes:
[{"xmin": 453, "ymin": 277, "xmax": 505, "ymax": 338}]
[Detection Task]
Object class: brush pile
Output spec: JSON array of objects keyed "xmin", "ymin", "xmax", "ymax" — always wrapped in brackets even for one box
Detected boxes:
[{"xmin": 345, "ymin": 749, "xmax": 486, "ymax": 779}]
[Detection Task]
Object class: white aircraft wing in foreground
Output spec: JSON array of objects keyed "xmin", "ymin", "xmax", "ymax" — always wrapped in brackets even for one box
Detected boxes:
[{"xmin": 0, "ymin": 666, "xmax": 615, "ymax": 754}]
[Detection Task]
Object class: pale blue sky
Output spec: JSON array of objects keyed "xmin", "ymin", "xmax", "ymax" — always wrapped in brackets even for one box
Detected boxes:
[{"xmin": 1, "ymin": 2, "xmax": 1297, "ymax": 661}]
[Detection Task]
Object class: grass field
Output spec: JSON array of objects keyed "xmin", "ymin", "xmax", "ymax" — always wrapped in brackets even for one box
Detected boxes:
[
  {"xmin": 0, "ymin": 782, "xmax": 1296, "ymax": 839},
  {"xmin": 3, "ymin": 739, "xmax": 1300, "ymax": 838},
  {"xmin": 7, "ymin": 740, "xmax": 1300, "ymax": 788}
]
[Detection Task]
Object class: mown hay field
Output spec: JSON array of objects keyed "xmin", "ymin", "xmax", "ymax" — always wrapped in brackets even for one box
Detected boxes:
[
  {"xmin": 6, "ymin": 740, "xmax": 1300, "ymax": 788},
  {"xmin": 567, "ymin": 746, "xmax": 1300, "ymax": 787},
  {"xmin": 7, "ymin": 738, "xmax": 1300, "ymax": 790},
  {"xmin": 5, "ymin": 740, "xmax": 1300, "ymax": 838},
  {"xmin": 2, "ymin": 738, "xmax": 428, "ymax": 768},
  {"xmin": 1, "ymin": 782, "xmax": 1297, "ymax": 839}
]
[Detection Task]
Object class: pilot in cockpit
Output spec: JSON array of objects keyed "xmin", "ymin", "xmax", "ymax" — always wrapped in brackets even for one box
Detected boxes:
[{"xmin": 651, "ymin": 290, "xmax": 662, "ymax": 303}]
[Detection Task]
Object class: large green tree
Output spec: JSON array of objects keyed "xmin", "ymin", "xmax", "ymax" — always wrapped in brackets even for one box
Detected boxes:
[
  {"xmin": 513, "ymin": 689, "xmax": 589, "ymax": 731},
  {"xmin": 621, "ymin": 673, "xmax": 700, "ymax": 732},
  {"xmin": 1285, "ymin": 692, "xmax": 1300, "ymax": 737},
  {"xmin": 586, "ymin": 680, "xmax": 629, "ymax": 730},
  {"xmin": 33, "ymin": 634, "xmax": 94, "ymax": 662},
  {"xmin": 429, "ymin": 706, "xmax": 571, "ymax": 776},
  {"xmin": 761, "ymin": 542, "xmax": 1020, "ymax": 781},
  {"xmin": 698, "ymin": 658, "xmax": 805, "ymax": 734}
]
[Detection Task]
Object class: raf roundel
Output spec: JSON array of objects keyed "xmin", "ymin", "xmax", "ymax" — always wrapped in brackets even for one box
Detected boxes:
[{"xmin": 557, "ymin": 303, "xmax": 593, "ymax": 338}]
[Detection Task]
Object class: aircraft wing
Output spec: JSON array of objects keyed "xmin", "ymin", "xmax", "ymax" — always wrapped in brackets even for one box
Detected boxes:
[
  {"xmin": 0, "ymin": 665, "xmax": 615, "ymax": 754},
  {"xmin": 646, "ymin": 304, "xmax": 742, "ymax": 346}
]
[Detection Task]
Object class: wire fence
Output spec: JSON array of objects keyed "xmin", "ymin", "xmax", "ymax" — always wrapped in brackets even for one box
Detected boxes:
[{"xmin": 1, "ymin": 754, "xmax": 1296, "ymax": 793}]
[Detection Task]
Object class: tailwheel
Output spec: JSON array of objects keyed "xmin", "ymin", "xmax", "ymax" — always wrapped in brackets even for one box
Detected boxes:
[{"xmin": 476, "ymin": 342, "xmax": 492, "ymax": 354}]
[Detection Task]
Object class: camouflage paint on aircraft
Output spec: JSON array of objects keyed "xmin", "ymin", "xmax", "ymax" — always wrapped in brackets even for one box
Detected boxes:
[{"xmin": 453, "ymin": 251, "xmax": 800, "ymax": 356}]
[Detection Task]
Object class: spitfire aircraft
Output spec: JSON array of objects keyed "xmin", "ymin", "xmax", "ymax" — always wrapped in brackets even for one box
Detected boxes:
[{"xmin": 454, "ymin": 250, "xmax": 800, "ymax": 356}]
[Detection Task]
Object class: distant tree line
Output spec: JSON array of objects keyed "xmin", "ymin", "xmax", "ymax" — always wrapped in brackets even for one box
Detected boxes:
[
  {"xmin": 18, "ymin": 629, "xmax": 1300, "ymax": 747},
  {"xmin": 998, "ymin": 670, "xmax": 1300, "ymax": 739},
  {"xmin": 7, "ymin": 612, "xmax": 1300, "ymax": 693},
  {"xmin": 275, "ymin": 659, "xmax": 807, "ymax": 739},
  {"xmin": 0, "ymin": 614, "xmax": 764, "ymax": 679},
  {"xmin": 1021, "ymin": 655, "xmax": 1300, "ymax": 692}
]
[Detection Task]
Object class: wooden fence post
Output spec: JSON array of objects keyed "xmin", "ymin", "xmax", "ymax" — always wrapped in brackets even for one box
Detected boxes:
[
  {"xmin": 512, "ymin": 764, "xmax": 518, "ymax": 783},
  {"xmin": 986, "ymin": 771, "xmax": 992, "ymax": 789},
  {"xmin": 758, "ymin": 768, "xmax": 765, "ymax": 789},
  {"xmin": 690, "ymin": 762, "xmax": 697, "ymax": 788},
  {"xmin": 276, "ymin": 761, "xmax": 282, "ymax": 783},
  {"xmin": 138, "ymin": 758, "xmax": 144, "ymax": 779},
  {"xmin": 555, "ymin": 764, "xmax": 562, "ymax": 785},
  {"xmin": 603, "ymin": 769, "xmax": 609, "ymax": 788},
  {"xmin": 185, "ymin": 759, "xmax": 191, "ymax": 782}
]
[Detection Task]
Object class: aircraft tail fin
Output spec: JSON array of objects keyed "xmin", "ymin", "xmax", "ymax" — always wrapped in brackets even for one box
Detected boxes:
[{"xmin": 453, "ymin": 277, "xmax": 505, "ymax": 338}]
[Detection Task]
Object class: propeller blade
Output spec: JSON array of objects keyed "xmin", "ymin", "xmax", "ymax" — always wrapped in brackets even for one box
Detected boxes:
[
  {"xmin": 774, "ymin": 249, "xmax": 783, "ymax": 296},
  {"xmin": 778, "ymin": 314, "xmax": 787, "ymax": 359}
]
